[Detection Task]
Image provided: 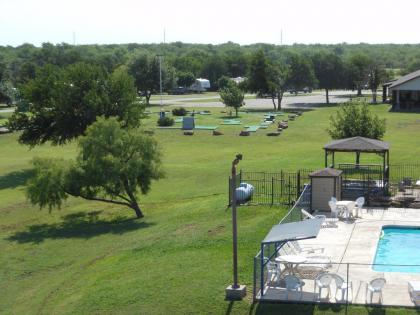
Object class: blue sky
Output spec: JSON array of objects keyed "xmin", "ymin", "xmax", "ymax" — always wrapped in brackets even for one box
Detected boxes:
[{"xmin": 1, "ymin": 0, "xmax": 419, "ymax": 46}]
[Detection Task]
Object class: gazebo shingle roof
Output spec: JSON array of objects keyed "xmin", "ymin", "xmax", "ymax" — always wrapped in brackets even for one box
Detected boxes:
[{"xmin": 324, "ymin": 136, "xmax": 389, "ymax": 152}]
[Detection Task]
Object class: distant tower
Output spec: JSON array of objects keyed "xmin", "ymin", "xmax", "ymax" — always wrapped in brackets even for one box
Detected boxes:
[
  {"xmin": 280, "ymin": 29, "xmax": 283, "ymax": 45},
  {"xmin": 73, "ymin": 31, "xmax": 76, "ymax": 46}
]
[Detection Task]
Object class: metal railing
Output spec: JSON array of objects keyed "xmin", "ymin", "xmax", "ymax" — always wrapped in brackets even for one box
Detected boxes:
[
  {"xmin": 254, "ymin": 260, "xmax": 420, "ymax": 307},
  {"xmin": 253, "ymin": 185, "xmax": 311, "ymax": 301},
  {"xmin": 233, "ymin": 169, "xmax": 312, "ymax": 206}
]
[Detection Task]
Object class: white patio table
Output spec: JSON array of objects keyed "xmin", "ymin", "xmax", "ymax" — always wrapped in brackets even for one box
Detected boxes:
[
  {"xmin": 336, "ymin": 200, "xmax": 355, "ymax": 220},
  {"xmin": 275, "ymin": 255, "xmax": 307, "ymax": 275}
]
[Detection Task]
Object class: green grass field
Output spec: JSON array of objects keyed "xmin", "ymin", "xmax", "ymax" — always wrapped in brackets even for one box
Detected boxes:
[{"xmin": 1, "ymin": 104, "xmax": 420, "ymax": 314}]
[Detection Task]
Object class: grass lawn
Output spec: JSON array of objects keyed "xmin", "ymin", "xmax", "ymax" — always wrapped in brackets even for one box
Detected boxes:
[{"xmin": 1, "ymin": 104, "xmax": 420, "ymax": 314}]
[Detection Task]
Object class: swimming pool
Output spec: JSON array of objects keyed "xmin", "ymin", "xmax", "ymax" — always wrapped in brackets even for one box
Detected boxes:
[{"xmin": 373, "ymin": 226, "xmax": 420, "ymax": 273}]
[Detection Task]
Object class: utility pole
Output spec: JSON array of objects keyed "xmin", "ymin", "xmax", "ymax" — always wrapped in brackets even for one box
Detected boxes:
[{"xmin": 225, "ymin": 154, "xmax": 247, "ymax": 300}]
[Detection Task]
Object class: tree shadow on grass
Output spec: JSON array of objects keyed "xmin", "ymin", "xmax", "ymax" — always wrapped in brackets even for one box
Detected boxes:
[
  {"xmin": 0, "ymin": 169, "xmax": 35, "ymax": 190},
  {"xmin": 6, "ymin": 211, "xmax": 153, "ymax": 244}
]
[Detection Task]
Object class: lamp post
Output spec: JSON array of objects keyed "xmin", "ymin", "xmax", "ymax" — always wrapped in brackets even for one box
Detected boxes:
[
  {"xmin": 225, "ymin": 154, "xmax": 247, "ymax": 300},
  {"xmin": 157, "ymin": 54, "xmax": 163, "ymax": 108}
]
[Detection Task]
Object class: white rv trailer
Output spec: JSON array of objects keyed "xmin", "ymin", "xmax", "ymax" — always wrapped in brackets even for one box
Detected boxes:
[{"xmin": 190, "ymin": 78, "xmax": 211, "ymax": 92}]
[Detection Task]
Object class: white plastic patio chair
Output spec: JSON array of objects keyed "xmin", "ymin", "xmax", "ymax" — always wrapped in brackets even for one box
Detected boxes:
[
  {"xmin": 328, "ymin": 200, "xmax": 340, "ymax": 218},
  {"xmin": 333, "ymin": 274, "xmax": 353, "ymax": 302},
  {"xmin": 331, "ymin": 196, "xmax": 338, "ymax": 203},
  {"xmin": 314, "ymin": 273, "xmax": 333, "ymax": 300},
  {"xmin": 284, "ymin": 274, "xmax": 304, "ymax": 300},
  {"xmin": 366, "ymin": 278, "xmax": 386, "ymax": 304},
  {"xmin": 265, "ymin": 260, "xmax": 280, "ymax": 286},
  {"xmin": 354, "ymin": 196, "xmax": 365, "ymax": 217},
  {"xmin": 301, "ymin": 209, "xmax": 338, "ymax": 228}
]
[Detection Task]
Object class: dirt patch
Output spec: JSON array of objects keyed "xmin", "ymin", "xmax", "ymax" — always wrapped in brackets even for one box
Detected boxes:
[
  {"xmin": 175, "ymin": 223, "xmax": 198, "ymax": 235},
  {"xmin": 207, "ymin": 224, "xmax": 225, "ymax": 236}
]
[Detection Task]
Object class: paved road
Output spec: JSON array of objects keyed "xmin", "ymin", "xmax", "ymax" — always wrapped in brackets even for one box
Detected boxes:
[
  {"xmin": 164, "ymin": 90, "xmax": 359, "ymax": 109},
  {"xmin": 0, "ymin": 107, "xmax": 14, "ymax": 113}
]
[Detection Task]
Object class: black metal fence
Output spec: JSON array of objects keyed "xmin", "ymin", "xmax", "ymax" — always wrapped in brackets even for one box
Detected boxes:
[
  {"xmin": 236, "ymin": 169, "xmax": 312, "ymax": 206},
  {"xmin": 235, "ymin": 164, "xmax": 420, "ymax": 207},
  {"xmin": 389, "ymin": 164, "xmax": 420, "ymax": 196},
  {"xmin": 339, "ymin": 163, "xmax": 384, "ymax": 203}
]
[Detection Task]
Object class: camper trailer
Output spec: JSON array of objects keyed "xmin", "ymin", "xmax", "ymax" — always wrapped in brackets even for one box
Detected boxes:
[{"xmin": 190, "ymin": 78, "xmax": 210, "ymax": 93}]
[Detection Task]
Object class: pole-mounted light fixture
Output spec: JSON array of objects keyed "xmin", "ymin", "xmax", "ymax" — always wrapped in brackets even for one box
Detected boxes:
[{"xmin": 225, "ymin": 153, "xmax": 247, "ymax": 300}]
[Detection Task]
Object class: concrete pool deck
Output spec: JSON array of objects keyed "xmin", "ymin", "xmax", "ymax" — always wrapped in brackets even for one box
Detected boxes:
[{"xmin": 259, "ymin": 207, "xmax": 420, "ymax": 307}]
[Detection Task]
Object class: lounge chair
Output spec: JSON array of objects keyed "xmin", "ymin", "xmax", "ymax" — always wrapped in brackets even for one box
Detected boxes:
[
  {"xmin": 366, "ymin": 278, "xmax": 386, "ymax": 304},
  {"xmin": 301, "ymin": 209, "xmax": 338, "ymax": 228},
  {"xmin": 333, "ymin": 274, "xmax": 352, "ymax": 302},
  {"xmin": 284, "ymin": 275, "xmax": 304, "ymax": 300},
  {"xmin": 408, "ymin": 281, "xmax": 420, "ymax": 304},
  {"xmin": 314, "ymin": 273, "xmax": 333, "ymax": 299},
  {"xmin": 290, "ymin": 240, "xmax": 324, "ymax": 255},
  {"xmin": 283, "ymin": 243, "xmax": 332, "ymax": 270}
]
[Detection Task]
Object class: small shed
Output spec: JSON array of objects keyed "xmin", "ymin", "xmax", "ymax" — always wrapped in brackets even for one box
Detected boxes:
[{"xmin": 310, "ymin": 168, "xmax": 343, "ymax": 212}]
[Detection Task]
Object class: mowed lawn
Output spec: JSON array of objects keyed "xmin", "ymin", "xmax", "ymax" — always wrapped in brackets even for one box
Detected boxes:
[{"xmin": 1, "ymin": 104, "xmax": 420, "ymax": 314}]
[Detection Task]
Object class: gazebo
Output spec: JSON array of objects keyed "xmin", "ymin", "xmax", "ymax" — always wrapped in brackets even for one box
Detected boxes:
[{"xmin": 324, "ymin": 136, "xmax": 390, "ymax": 172}]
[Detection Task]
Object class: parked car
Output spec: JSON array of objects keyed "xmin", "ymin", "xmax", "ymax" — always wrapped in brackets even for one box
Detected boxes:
[{"xmin": 171, "ymin": 87, "xmax": 189, "ymax": 95}]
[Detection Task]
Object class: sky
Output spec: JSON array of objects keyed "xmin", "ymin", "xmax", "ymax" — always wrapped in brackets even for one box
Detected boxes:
[{"xmin": 1, "ymin": 0, "xmax": 420, "ymax": 47}]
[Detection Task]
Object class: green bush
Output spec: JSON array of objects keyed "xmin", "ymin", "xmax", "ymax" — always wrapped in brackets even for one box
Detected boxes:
[
  {"xmin": 172, "ymin": 107, "xmax": 187, "ymax": 116},
  {"xmin": 157, "ymin": 116, "xmax": 174, "ymax": 126}
]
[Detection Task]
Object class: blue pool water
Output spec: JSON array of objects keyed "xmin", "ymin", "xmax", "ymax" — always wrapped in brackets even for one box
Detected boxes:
[{"xmin": 373, "ymin": 226, "xmax": 420, "ymax": 273}]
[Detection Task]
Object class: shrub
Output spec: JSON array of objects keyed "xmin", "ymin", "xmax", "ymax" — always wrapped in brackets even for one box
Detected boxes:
[
  {"xmin": 328, "ymin": 102, "xmax": 386, "ymax": 140},
  {"xmin": 172, "ymin": 107, "xmax": 187, "ymax": 116},
  {"xmin": 157, "ymin": 116, "xmax": 174, "ymax": 127}
]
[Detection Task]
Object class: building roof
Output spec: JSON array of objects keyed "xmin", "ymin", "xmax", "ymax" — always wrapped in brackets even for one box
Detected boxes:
[
  {"xmin": 324, "ymin": 136, "xmax": 390, "ymax": 152},
  {"xmin": 262, "ymin": 218, "xmax": 323, "ymax": 244},
  {"xmin": 389, "ymin": 69, "xmax": 420, "ymax": 89},
  {"xmin": 310, "ymin": 168, "xmax": 343, "ymax": 177},
  {"xmin": 383, "ymin": 79, "xmax": 396, "ymax": 87}
]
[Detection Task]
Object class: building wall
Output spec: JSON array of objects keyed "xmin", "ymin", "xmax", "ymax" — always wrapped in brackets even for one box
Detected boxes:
[
  {"xmin": 390, "ymin": 76, "xmax": 420, "ymax": 92},
  {"xmin": 311, "ymin": 177, "xmax": 336, "ymax": 212}
]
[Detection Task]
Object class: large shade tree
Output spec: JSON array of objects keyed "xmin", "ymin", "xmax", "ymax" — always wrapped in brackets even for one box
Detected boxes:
[
  {"xmin": 247, "ymin": 50, "xmax": 288, "ymax": 110},
  {"xmin": 286, "ymin": 53, "xmax": 317, "ymax": 94},
  {"xmin": 26, "ymin": 118, "xmax": 164, "ymax": 219},
  {"xmin": 127, "ymin": 53, "xmax": 163, "ymax": 104},
  {"xmin": 7, "ymin": 63, "xmax": 141, "ymax": 146},
  {"xmin": 312, "ymin": 51, "xmax": 344, "ymax": 104},
  {"xmin": 368, "ymin": 61, "xmax": 388, "ymax": 104},
  {"xmin": 346, "ymin": 53, "xmax": 371, "ymax": 96}
]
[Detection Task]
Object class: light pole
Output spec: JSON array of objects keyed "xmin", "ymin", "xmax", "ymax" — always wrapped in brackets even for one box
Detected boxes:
[
  {"xmin": 225, "ymin": 154, "xmax": 247, "ymax": 300},
  {"xmin": 157, "ymin": 54, "xmax": 163, "ymax": 108}
]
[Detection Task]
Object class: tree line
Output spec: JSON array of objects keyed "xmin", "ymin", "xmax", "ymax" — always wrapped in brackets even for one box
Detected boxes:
[{"xmin": 1, "ymin": 42, "xmax": 420, "ymax": 106}]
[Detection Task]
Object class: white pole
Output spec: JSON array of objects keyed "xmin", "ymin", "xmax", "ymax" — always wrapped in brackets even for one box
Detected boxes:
[{"xmin": 158, "ymin": 55, "xmax": 163, "ymax": 108}]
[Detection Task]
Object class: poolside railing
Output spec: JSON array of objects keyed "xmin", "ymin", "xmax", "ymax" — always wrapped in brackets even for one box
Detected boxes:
[{"xmin": 255, "ymin": 260, "xmax": 420, "ymax": 307}]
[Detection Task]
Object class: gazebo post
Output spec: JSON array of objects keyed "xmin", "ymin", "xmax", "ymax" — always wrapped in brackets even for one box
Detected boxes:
[
  {"xmin": 324, "ymin": 150, "xmax": 328, "ymax": 167},
  {"xmin": 332, "ymin": 151, "xmax": 335, "ymax": 168}
]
